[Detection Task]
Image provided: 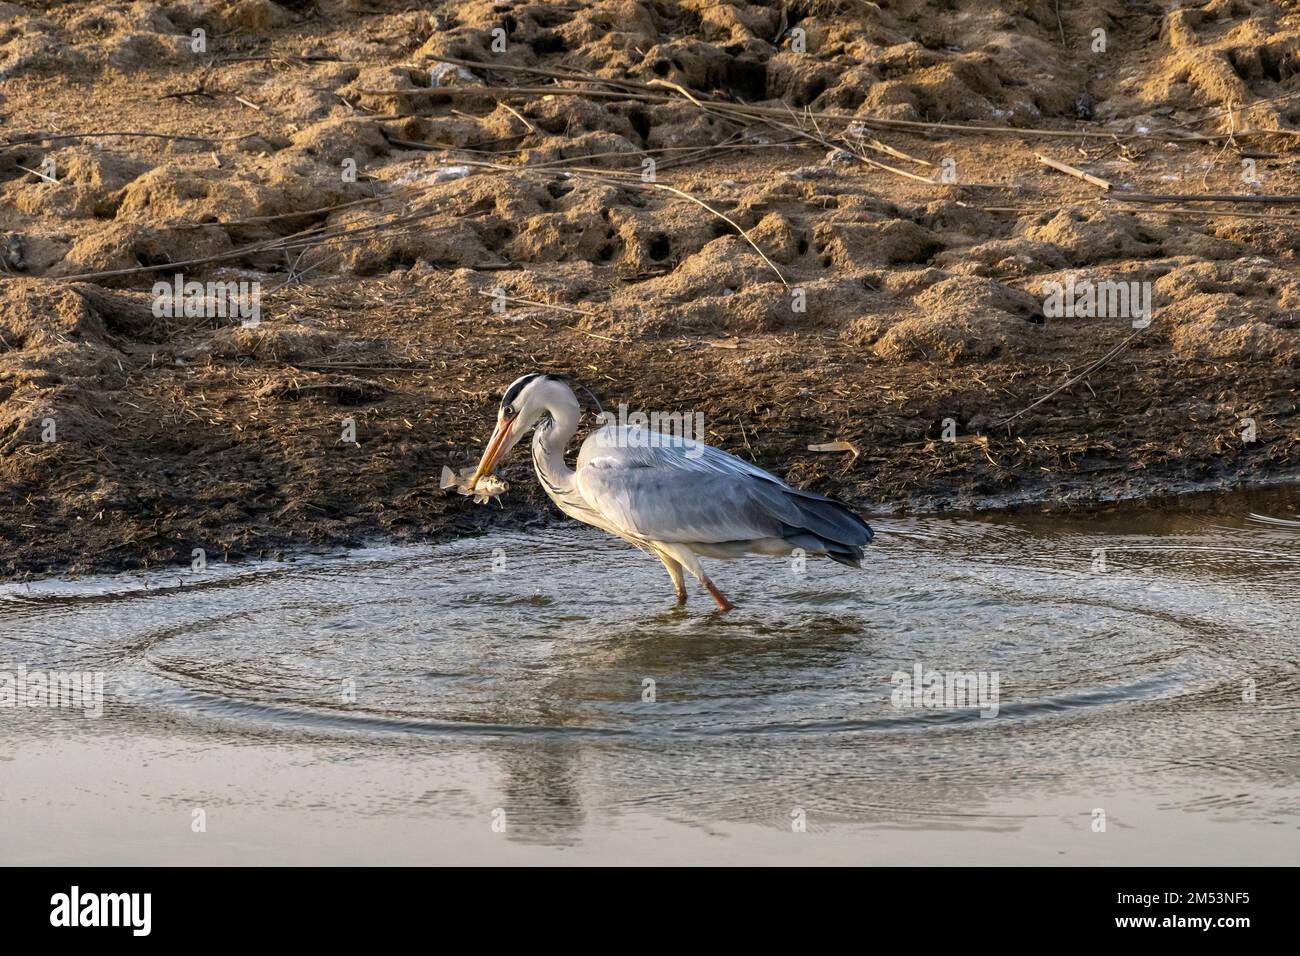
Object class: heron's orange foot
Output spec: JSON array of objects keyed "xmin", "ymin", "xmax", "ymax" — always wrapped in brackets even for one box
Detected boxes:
[{"xmin": 704, "ymin": 579, "xmax": 736, "ymax": 612}]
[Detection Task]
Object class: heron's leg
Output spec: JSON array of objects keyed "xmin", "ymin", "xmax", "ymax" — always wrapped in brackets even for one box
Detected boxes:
[
  {"xmin": 657, "ymin": 544, "xmax": 736, "ymax": 612},
  {"xmin": 654, "ymin": 550, "xmax": 687, "ymax": 605},
  {"xmin": 702, "ymin": 576, "xmax": 736, "ymax": 612}
]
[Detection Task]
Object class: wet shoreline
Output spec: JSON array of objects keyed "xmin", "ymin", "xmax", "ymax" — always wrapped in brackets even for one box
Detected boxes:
[{"xmin": 6, "ymin": 465, "xmax": 1297, "ymax": 583}]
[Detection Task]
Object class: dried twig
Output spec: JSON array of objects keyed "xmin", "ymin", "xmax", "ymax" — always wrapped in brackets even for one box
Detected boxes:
[
  {"xmin": 1118, "ymin": 192, "xmax": 1300, "ymax": 204},
  {"xmin": 1035, "ymin": 152, "xmax": 1112, "ymax": 190},
  {"xmin": 51, "ymin": 199, "xmax": 452, "ymax": 281},
  {"xmin": 646, "ymin": 78, "xmax": 706, "ymax": 109},
  {"xmin": 414, "ymin": 58, "xmax": 1262, "ymax": 144},
  {"xmin": 1112, "ymin": 204, "xmax": 1300, "ymax": 221},
  {"xmin": 413, "ymin": 156, "xmax": 791, "ymax": 286},
  {"xmin": 215, "ymin": 54, "xmax": 346, "ymax": 65},
  {"xmin": 646, "ymin": 182, "xmax": 789, "ymax": 287},
  {"xmin": 1, "ymin": 130, "xmax": 249, "ymax": 149},
  {"xmin": 496, "ymin": 100, "xmax": 537, "ymax": 134},
  {"xmin": 997, "ymin": 324, "xmax": 1153, "ymax": 427},
  {"xmin": 477, "ymin": 291, "xmax": 601, "ymax": 317},
  {"xmin": 15, "ymin": 164, "xmax": 58, "ymax": 183}
]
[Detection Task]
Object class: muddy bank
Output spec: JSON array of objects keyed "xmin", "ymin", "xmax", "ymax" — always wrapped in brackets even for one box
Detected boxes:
[
  {"xmin": 1, "ymin": 0, "xmax": 1299, "ymax": 578},
  {"xmin": 1, "ymin": 271, "xmax": 1296, "ymax": 580}
]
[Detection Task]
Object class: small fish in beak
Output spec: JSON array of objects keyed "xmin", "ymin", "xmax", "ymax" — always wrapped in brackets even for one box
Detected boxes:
[
  {"xmin": 441, "ymin": 465, "xmax": 509, "ymax": 505},
  {"xmin": 468, "ymin": 412, "xmax": 518, "ymax": 492}
]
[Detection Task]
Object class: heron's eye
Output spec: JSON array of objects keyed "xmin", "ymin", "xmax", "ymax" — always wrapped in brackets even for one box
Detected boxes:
[{"xmin": 502, "ymin": 404, "xmax": 515, "ymax": 417}]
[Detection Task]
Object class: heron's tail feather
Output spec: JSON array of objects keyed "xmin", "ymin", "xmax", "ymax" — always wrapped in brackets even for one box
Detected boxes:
[
  {"xmin": 779, "ymin": 491, "xmax": 874, "ymax": 567},
  {"xmin": 784, "ymin": 533, "xmax": 865, "ymax": 567}
]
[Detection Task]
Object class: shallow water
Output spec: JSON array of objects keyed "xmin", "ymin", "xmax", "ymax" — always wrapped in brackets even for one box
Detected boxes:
[{"xmin": 3, "ymin": 489, "xmax": 1299, "ymax": 864}]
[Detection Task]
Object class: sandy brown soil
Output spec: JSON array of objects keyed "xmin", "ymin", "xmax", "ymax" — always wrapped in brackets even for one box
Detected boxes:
[{"xmin": 2, "ymin": 0, "xmax": 1299, "ymax": 578}]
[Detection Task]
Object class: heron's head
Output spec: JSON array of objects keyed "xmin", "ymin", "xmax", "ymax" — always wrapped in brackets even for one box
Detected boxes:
[{"xmin": 470, "ymin": 374, "xmax": 579, "ymax": 489}]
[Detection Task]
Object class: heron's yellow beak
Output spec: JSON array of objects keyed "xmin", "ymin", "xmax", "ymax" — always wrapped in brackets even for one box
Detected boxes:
[{"xmin": 469, "ymin": 415, "xmax": 515, "ymax": 490}]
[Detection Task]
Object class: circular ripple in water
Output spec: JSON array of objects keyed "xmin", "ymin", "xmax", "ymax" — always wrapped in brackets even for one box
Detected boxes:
[{"xmin": 5, "ymin": 515, "xmax": 1293, "ymax": 745}]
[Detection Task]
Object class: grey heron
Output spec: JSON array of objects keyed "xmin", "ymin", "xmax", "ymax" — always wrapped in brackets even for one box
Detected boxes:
[{"xmin": 470, "ymin": 373, "xmax": 874, "ymax": 610}]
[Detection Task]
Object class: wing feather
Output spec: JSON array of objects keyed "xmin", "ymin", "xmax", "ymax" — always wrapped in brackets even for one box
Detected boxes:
[{"xmin": 575, "ymin": 426, "xmax": 813, "ymax": 545}]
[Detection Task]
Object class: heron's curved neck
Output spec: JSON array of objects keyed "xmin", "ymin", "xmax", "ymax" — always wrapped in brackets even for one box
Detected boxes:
[{"xmin": 531, "ymin": 400, "xmax": 580, "ymax": 498}]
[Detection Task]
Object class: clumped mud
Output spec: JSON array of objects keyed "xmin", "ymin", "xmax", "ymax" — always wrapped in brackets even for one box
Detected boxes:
[{"xmin": 2, "ymin": 0, "xmax": 1299, "ymax": 577}]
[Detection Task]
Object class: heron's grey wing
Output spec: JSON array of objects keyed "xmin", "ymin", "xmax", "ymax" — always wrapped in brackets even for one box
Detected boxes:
[
  {"xmin": 680, "ymin": 433, "xmax": 875, "ymax": 549},
  {"xmin": 574, "ymin": 426, "xmax": 872, "ymax": 553},
  {"xmin": 575, "ymin": 447, "xmax": 794, "ymax": 544}
]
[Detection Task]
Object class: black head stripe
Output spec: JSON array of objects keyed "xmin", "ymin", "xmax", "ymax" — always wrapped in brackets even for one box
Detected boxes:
[
  {"xmin": 500, "ymin": 373, "xmax": 604, "ymax": 417},
  {"xmin": 502, "ymin": 373, "xmax": 542, "ymax": 407}
]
